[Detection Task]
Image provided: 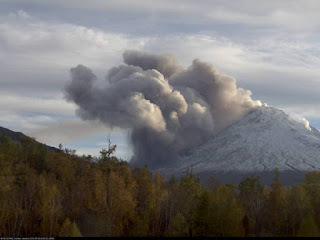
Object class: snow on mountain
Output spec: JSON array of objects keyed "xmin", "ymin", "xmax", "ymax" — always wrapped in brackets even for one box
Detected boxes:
[{"xmin": 156, "ymin": 105, "xmax": 320, "ymax": 177}]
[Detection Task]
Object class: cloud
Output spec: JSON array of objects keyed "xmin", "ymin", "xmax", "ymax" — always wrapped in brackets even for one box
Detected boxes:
[
  {"xmin": 0, "ymin": 92, "xmax": 76, "ymax": 116},
  {"xmin": 1, "ymin": 12, "xmax": 319, "ymax": 116},
  {"xmin": 9, "ymin": 9, "xmax": 31, "ymax": 19},
  {"xmin": 0, "ymin": 15, "xmax": 147, "ymax": 96},
  {"xmin": 280, "ymin": 104, "xmax": 320, "ymax": 119},
  {"xmin": 0, "ymin": 111, "xmax": 54, "ymax": 131},
  {"xmin": 4, "ymin": 0, "xmax": 320, "ymax": 32}
]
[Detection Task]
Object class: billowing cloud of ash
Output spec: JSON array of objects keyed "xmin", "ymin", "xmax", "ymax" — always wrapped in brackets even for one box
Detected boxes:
[{"xmin": 65, "ymin": 50, "xmax": 261, "ymax": 168}]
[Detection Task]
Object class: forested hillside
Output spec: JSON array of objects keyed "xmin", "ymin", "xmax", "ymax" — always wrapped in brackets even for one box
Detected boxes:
[{"xmin": 1, "ymin": 134, "xmax": 320, "ymax": 237}]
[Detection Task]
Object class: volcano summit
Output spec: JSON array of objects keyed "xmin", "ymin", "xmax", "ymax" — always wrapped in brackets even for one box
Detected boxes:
[{"xmin": 155, "ymin": 105, "xmax": 320, "ymax": 185}]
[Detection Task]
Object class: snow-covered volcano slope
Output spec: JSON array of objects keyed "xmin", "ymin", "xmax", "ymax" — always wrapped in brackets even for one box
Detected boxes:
[{"xmin": 156, "ymin": 105, "xmax": 320, "ymax": 182}]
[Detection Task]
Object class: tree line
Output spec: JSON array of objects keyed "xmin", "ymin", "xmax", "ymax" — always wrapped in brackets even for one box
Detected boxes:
[{"xmin": 1, "ymin": 134, "xmax": 320, "ymax": 237}]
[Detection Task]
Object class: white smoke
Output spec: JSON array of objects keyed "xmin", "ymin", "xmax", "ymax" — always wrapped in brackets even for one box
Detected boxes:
[
  {"xmin": 302, "ymin": 117, "xmax": 312, "ymax": 131},
  {"xmin": 289, "ymin": 113, "xmax": 312, "ymax": 131}
]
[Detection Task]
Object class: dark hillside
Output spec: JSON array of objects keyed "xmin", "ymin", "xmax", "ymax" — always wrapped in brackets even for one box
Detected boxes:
[{"xmin": 0, "ymin": 126, "xmax": 58, "ymax": 152}]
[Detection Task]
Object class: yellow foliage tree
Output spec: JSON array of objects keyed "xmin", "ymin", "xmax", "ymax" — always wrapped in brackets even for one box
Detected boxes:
[{"xmin": 58, "ymin": 218, "xmax": 82, "ymax": 237}]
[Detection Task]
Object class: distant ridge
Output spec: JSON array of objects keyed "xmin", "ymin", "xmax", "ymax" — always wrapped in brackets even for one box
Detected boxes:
[{"xmin": 0, "ymin": 126, "xmax": 58, "ymax": 152}]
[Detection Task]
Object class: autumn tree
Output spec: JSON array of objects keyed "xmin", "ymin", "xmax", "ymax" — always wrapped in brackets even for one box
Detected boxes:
[
  {"xmin": 210, "ymin": 184, "xmax": 245, "ymax": 236},
  {"xmin": 239, "ymin": 176, "xmax": 265, "ymax": 236},
  {"xmin": 58, "ymin": 218, "xmax": 82, "ymax": 237}
]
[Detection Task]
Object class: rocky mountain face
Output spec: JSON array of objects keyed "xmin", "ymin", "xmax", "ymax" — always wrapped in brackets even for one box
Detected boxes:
[{"xmin": 155, "ymin": 106, "xmax": 320, "ymax": 185}]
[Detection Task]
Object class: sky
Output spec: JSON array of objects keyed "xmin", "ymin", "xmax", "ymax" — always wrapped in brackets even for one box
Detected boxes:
[{"xmin": 1, "ymin": 0, "xmax": 320, "ymax": 160}]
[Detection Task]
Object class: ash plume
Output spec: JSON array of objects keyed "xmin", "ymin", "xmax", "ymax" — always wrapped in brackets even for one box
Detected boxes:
[{"xmin": 65, "ymin": 51, "xmax": 261, "ymax": 168}]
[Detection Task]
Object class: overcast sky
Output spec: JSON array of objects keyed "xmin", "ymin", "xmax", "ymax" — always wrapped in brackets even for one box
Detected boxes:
[{"xmin": 1, "ymin": 0, "xmax": 320, "ymax": 160}]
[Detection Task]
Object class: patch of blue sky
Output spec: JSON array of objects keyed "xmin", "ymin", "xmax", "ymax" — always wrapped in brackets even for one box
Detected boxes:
[{"xmin": 64, "ymin": 131, "xmax": 132, "ymax": 161}]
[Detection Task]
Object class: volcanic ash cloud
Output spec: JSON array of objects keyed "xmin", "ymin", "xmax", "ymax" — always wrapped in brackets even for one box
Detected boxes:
[{"xmin": 65, "ymin": 50, "xmax": 261, "ymax": 168}]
